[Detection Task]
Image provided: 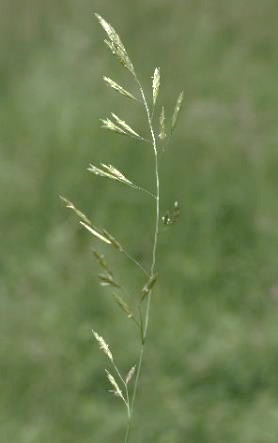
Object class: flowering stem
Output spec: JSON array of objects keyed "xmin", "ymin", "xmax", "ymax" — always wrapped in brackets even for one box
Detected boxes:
[{"xmin": 125, "ymin": 76, "xmax": 160, "ymax": 442}]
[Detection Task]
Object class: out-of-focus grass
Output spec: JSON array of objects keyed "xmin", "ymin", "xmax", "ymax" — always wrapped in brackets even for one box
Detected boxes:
[{"xmin": 1, "ymin": 1, "xmax": 278, "ymax": 442}]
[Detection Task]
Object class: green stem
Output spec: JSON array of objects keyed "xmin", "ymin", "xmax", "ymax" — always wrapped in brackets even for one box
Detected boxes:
[
  {"xmin": 131, "ymin": 345, "xmax": 144, "ymax": 411},
  {"xmin": 125, "ymin": 76, "xmax": 160, "ymax": 442},
  {"xmin": 124, "ymin": 418, "xmax": 131, "ymax": 443}
]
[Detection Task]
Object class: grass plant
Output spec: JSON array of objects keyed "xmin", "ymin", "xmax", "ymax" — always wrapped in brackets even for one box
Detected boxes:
[
  {"xmin": 3, "ymin": 2, "xmax": 278, "ymax": 442},
  {"xmin": 61, "ymin": 13, "xmax": 183, "ymax": 442}
]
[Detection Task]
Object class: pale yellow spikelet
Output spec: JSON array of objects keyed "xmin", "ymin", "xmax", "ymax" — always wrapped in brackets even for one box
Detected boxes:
[
  {"xmin": 95, "ymin": 13, "xmax": 135, "ymax": 75},
  {"xmin": 105, "ymin": 369, "xmax": 125, "ymax": 401},
  {"xmin": 141, "ymin": 272, "xmax": 158, "ymax": 301},
  {"xmin": 98, "ymin": 273, "xmax": 120, "ymax": 288},
  {"xmin": 101, "ymin": 164, "xmax": 133, "ymax": 185},
  {"xmin": 104, "ymin": 39, "xmax": 115, "ymax": 53},
  {"xmin": 152, "ymin": 67, "xmax": 160, "ymax": 107},
  {"xmin": 88, "ymin": 163, "xmax": 152, "ymax": 197},
  {"xmin": 159, "ymin": 106, "xmax": 167, "ymax": 140},
  {"xmin": 87, "ymin": 164, "xmax": 111, "ymax": 179},
  {"xmin": 100, "ymin": 118, "xmax": 127, "ymax": 135},
  {"xmin": 125, "ymin": 365, "xmax": 136, "ymax": 384},
  {"xmin": 113, "ymin": 293, "xmax": 133, "ymax": 318},
  {"xmin": 88, "ymin": 162, "xmax": 138, "ymax": 191},
  {"xmin": 171, "ymin": 91, "xmax": 184, "ymax": 133},
  {"xmin": 60, "ymin": 196, "xmax": 92, "ymax": 225},
  {"xmin": 80, "ymin": 221, "xmax": 112, "ymax": 245},
  {"xmin": 161, "ymin": 201, "xmax": 180, "ymax": 225},
  {"xmin": 92, "ymin": 330, "xmax": 113, "ymax": 361},
  {"xmin": 103, "ymin": 76, "xmax": 136, "ymax": 101},
  {"xmin": 111, "ymin": 113, "xmax": 142, "ymax": 140},
  {"xmin": 93, "ymin": 249, "xmax": 113, "ymax": 276},
  {"xmin": 101, "ymin": 229, "xmax": 123, "ymax": 252}
]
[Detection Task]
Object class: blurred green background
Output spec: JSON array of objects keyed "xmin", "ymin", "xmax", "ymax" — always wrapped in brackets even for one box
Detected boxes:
[{"xmin": 1, "ymin": 0, "xmax": 278, "ymax": 442}]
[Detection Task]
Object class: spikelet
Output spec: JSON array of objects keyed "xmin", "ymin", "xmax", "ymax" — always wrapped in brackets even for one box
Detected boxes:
[
  {"xmin": 92, "ymin": 330, "xmax": 113, "ymax": 361},
  {"xmin": 171, "ymin": 91, "xmax": 184, "ymax": 133},
  {"xmin": 93, "ymin": 250, "xmax": 113, "ymax": 277},
  {"xmin": 103, "ymin": 76, "xmax": 136, "ymax": 101},
  {"xmin": 100, "ymin": 117, "xmax": 127, "ymax": 135},
  {"xmin": 60, "ymin": 196, "xmax": 92, "ymax": 225},
  {"xmin": 161, "ymin": 201, "xmax": 180, "ymax": 225},
  {"xmin": 111, "ymin": 113, "xmax": 142, "ymax": 140},
  {"xmin": 105, "ymin": 369, "xmax": 125, "ymax": 401},
  {"xmin": 159, "ymin": 106, "xmax": 167, "ymax": 140},
  {"xmin": 80, "ymin": 220, "xmax": 125, "ymax": 251},
  {"xmin": 80, "ymin": 221, "xmax": 112, "ymax": 245},
  {"xmin": 125, "ymin": 365, "xmax": 136, "ymax": 384},
  {"xmin": 102, "ymin": 229, "xmax": 123, "ymax": 252},
  {"xmin": 173, "ymin": 201, "xmax": 180, "ymax": 222},
  {"xmin": 98, "ymin": 273, "xmax": 120, "ymax": 288},
  {"xmin": 95, "ymin": 13, "xmax": 135, "ymax": 76},
  {"xmin": 101, "ymin": 164, "xmax": 131, "ymax": 183},
  {"xmin": 88, "ymin": 163, "xmax": 137, "ymax": 190},
  {"xmin": 152, "ymin": 67, "xmax": 160, "ymax": 107},
  {"xmin": 113, "ymin": 293, "xmax": 133, "ymax": 319},
  {"xmin": 141, "ymin": 273, "xmax": 158, "ymax": 301}
]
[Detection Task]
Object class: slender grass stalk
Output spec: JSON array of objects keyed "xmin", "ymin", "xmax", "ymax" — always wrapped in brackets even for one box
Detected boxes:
[
  {"xmin": 128, "ymin": 78, "xmax": 160, "ymax": 434},
  {"xmin": 61, "ymin": 13, "xmax": 182, "ymax": 442}
]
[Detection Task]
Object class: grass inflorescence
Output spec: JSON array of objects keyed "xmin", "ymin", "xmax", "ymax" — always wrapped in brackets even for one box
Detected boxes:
[{"xmin": 61, "ymin": 12, "xmax": 183, "ymax": 442}]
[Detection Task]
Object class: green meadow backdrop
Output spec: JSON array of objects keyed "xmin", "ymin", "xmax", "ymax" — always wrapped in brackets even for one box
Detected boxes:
[{"xmin": 1, "ymin": 1, "xmax": 278, "ymax": 441}]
